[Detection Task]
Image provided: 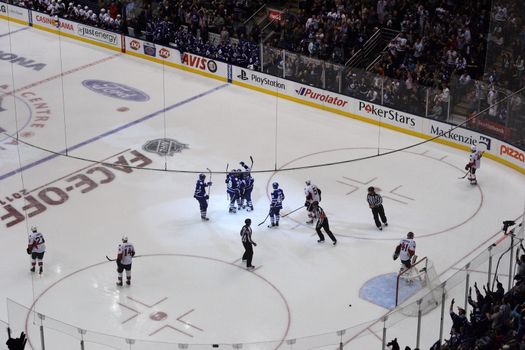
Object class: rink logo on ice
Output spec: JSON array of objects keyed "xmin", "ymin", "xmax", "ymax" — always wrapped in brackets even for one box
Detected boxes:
[
  {"xmin": 238, "ymin": 70, "xmax": 286, "ymax": 90},
  {"xmin": 0, "ymin": 150, "xmax": 153, "ymax": 228},
  {"xmin": 142, "ymin": 138, "xmax": 189, "ymax": 157},
  {"xmin": 82, "ymin": 80, "xmax": 150, "ymax": 102},
  {"xmin": 181, "ymin": 53, "xmax": 218, "ymax": 73},
  {"xmin": 358, "ymin": 102, "xmax": 416, "ymax": 127},
  {"xmin": 430, "ymin": 124, "xmax": 492, "ymax": 150},
  {"xmin": 77, "ymin": 25, "xmax": 118, "ymax": 45},
  {"xmin": 129, "ymin": 40, "xmax": 141, "ymax": 50},
  {"xmin": 0, "ymin": 50, "xmax": 46, "ymax": 71},
  {"xmin": 143, "ymin": 42, "xmax": 156, "ymax": 57},
  {"xmin": 159, "ymin": 48, "xmax": 170, "ymax": 59},
  {"xmin": 295, "ymin": 87, "xmax": 348, "ymax": 107},
  {"xmin": 500, "ymin": 145, "xmax": 524, "ymax": 163}
]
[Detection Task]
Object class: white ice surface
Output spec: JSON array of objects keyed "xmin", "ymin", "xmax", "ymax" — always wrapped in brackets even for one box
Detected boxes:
[{"xmin": 0, "ymin": 20, "xmax": 524, "ymax": 349}]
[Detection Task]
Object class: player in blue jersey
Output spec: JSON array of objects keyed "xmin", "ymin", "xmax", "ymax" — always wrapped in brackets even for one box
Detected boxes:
[
  {"xmin": 236, "ymin": 169, "xmax": 246, "ymax": 210},
  {"xmin": 269, "ymin": 182, "xmax": 285, "ymax": 227},
  {"xmin": 242, "ymin": 171, "xmax": 254, "ymax": 211},
  {"xmin": 238, "ymin": 161, "xmax": 255, "ymax": 211},
  {"xmin": 226, "ymin": 170, "xmax": 241, "ymax": 213},
  {"xmin": 194, "ymin": 173, "xmax": 212, "ymax": 220}
]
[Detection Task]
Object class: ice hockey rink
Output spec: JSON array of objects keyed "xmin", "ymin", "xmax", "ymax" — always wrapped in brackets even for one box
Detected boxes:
[{"xmin": 1, "ymin": 19, "xmax": 525, "ymax": 350}]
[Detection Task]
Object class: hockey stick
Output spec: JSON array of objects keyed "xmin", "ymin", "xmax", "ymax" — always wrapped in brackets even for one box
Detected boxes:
[
  {"xmin": 106, "ymin": 255, "xmax": 142, "ymax": 262},
  {"xmin": 258, "ymin": 212, "xmax": 270, "ymax": 226},
  {"xmin": 206, "ymin": 167, "xmax": 212, "ymax": 197},
  {"xmin": 458, "ymin": 170, "xmax": 469, "ymax": 179},
  {"xmin": 225, "ymin": 163, "xmax": 229, "ymax": 201},
  {"xmin": 281, "ymin": 205, "xmax": 305, "ymax": 218},
  {"xmin": 249, "ymin": 155, "xmax": 253, "ymax": 169}
]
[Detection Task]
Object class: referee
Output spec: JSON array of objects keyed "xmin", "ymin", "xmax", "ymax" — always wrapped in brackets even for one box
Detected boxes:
[
  {"xmin": 240, "ymin": 218, "xmax": 257, "ymax": 270},
  {"xmin": 367, "ymin": 186, "xmax": 388, "ymax": 230}
]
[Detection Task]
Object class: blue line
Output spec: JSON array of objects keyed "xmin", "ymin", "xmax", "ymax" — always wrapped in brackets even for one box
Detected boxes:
[
  {"xmin": 0, "ymin": 27, "xmax": 29, "ymax": 38},
  {"xmin": 0, "ymin": 83, "xmax": 228, "ymax": 181}
]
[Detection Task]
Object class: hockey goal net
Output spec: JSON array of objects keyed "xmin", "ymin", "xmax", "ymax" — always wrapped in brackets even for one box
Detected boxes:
[{"xmin": 395, "ymin": 257, "xmax": 442, "ymax": 316}]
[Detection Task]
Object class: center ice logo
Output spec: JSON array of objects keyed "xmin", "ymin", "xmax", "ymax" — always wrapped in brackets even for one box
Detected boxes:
[
  {"xmin": 142, "ymin": 138, "xmax": 189, "ymax": 157},
  {"xmin": 82, "ymin": 80, "xmax": 150, "ymax": 102}
]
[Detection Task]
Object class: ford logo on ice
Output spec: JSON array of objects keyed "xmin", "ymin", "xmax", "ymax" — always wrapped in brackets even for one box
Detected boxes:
[{"xmin": 82, "ymin": 80, "xmax": 150, "ymax": 102}]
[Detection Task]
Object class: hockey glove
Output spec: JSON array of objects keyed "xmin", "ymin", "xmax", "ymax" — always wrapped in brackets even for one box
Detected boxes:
[
  {"xmin": 205, "ymin": 195, "xmax": 209, "ymax": 200},
  {"xmin": 207, "ymin": 182, "xmax": 212, "ymax": 186},
  {"xmin": 465, "ymin": 163, "xmax": 472, "ymax": 171},
  {"xmin": 304, "ymin": 201, "xmax": 309, "ymax": 207},
  {"xmin": 26, "ymin": 248, "xmax": 31, "ymax": 255},
  {"xmin": 393, "ymin": 253, "xmax": 399, "ymax": 260}
]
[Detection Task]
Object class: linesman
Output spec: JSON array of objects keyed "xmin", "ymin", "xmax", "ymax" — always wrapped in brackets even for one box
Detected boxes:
[
  {"xmin": 367, "ymin": 186, "xmax": 388, "ymax": 230},
  {"xmin": 240, "ymin": 218, "xmax": 257, "ymax": 270}
]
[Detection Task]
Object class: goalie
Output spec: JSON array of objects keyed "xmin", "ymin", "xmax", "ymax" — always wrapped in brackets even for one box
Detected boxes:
[{"xmin": 393, "ymin": 231, "xmax": 417, "ymax": 276}]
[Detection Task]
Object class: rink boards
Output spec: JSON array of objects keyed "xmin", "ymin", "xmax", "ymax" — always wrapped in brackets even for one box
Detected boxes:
[{"xmin": 1, "ymin": 2, "xmax": 524, "ymax": 175}]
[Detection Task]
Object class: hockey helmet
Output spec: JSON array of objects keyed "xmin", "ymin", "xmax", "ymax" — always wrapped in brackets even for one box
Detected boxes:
[
  {"xmin": 199, "ymin": 173, "xmax": 206, "ymax": 180},
  {"xmin": 245, "ymin": 218, "xmax": 251, "ymax": 225},
  {"xmin": 407, "ymin": 231, "xmax": 414, "ymax": 239},
  {"xmin": 272, "ymin": 182, "xmax": 279, "ymax": 189},
  {"xmin": 367, "ymin": 186, "xmax": 375, "ymax": 192},
  {"xmin": 122, "ymin": 235, "xmax": 128, "ymax": 243},
  {"xmin": 31, "ymin": 226, "xmax": 37, "ymax": 233},
  {"xmin": 471, "ymin": 145, "xmax": 477, "ymax": 152},
  {"xmin": 305, "ymin": 180, "xmax": 311, "ymax": 186}
]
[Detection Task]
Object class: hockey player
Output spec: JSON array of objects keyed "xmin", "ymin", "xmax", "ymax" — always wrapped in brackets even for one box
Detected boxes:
[
  {"xmin": 465, "ymin": 145, "xmax": 483, "ymax": 185},
  {"xmin": 393, "ymin": 232, "xmax": 416, "ymax": 274},
  {"xmin": 236, "ymin": 169, "xmax": 246, "ymax": 210},
  {"xmin": 194, "ymin": 173, "xmax": 212, "ymax": 221},
  {"xmin": 269, "ymin": 182, "xmax": 285, "ymax": 227},
  {"xmin": 242, "ymin": 171, "xmax": 254, "ymax": 211},
  {"xmin": 312, "ymin": 201, "xmax": 337, "ymax": 245},
  {"xmin": 226, "ymin": 170, "xmax": 241, "ymax": 213},
  {"xmin": 239, "ymin": 161, "xmax": 254, "ymax": 211},
  {"xmin": 116, "ymin": 236, "xmax": 135, "ymax": 286},
  {"xmin": 27, "ymin": 226, "xmax": 46, "ymax": 274},
  {"xmin": 304, "ymin": 180, "xmax": 321, "ymax": 224}
]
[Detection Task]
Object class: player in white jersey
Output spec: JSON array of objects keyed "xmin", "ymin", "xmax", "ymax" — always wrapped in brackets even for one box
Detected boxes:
[
  {"xmin": 116, "ymin": 236, "xmax": 135, "ymax": 286},
  {"xmin": 27, "ymin": 226, "xmax": 46, "ymax": 274},
  {"xmin": 466, "ymin": 145, "xmax": 483, "ymax": 185},
  {"xmin": 393, "ymin": 231, "xmax": 416, "ymax": 274},
  {"xmin": 304, "ymin": 180, "xmax": 322, "ymax": 224}
]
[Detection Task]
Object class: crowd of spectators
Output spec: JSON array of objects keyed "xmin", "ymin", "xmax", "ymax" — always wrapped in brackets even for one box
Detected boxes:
[
  {"xmin": 5, "ymin": 0, "xmax": 524, "ymax": 145},
  {"xmin": 10, "ymin": 0, "xmax": 124, "ymax": 31},
  {"xmin": 485, "ymin": 0, "xmax": 525, "ymax": 92},
  {"xmin": 430, "ymin": 248, "xmax": 525, "ymax": 350}
]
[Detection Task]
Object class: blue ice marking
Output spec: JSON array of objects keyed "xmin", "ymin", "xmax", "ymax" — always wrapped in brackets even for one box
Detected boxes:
[
  {"xmin": 359, "ymin": 273, "xmax": 423, "ymax": 309},
  {"xmin": 0, "ymin": 27, "xmax": 29, "ymax": 38},
  {"xmin": 0, "ymin": 83, "xmax": 229, "ymax": 182}
]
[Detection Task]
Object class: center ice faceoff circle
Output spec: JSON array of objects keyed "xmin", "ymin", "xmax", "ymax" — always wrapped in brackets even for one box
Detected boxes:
[
  {"xmin": 27, "ymin": 254, "xmax": 290, "ymax": 345},
  {"xmin": 268, "ymin": 147, "xmax": 483, "ymax": 240}
]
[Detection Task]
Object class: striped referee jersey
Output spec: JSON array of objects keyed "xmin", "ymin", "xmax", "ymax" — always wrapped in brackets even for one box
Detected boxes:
[
  {"xmin": 240, "ymin": 225, "xmax": 254, "ymax": 243},
  {"xmin": 367, "ymin": 193, "xmax": 383, "ymax": 208}
]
